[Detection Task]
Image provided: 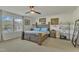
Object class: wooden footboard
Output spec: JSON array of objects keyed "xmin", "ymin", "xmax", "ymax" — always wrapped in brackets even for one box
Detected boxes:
[
  {"xmin": 38, "ymin": 33, "xmax": 48, "ymax": 45},
  {"xmin": 23, "ymin": 32, "xmax": 48, "ymax": 45}
]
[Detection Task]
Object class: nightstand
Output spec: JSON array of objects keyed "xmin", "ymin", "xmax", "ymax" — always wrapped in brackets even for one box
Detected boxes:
[{"xmin": 50, "ymin": 30, "xmax": 56, "ymax": 38}]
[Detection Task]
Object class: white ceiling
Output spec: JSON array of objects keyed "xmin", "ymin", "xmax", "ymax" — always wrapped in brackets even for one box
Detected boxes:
[{"xmin": 0, "ymin": 6, "xmax": 77, "ymax": 18}]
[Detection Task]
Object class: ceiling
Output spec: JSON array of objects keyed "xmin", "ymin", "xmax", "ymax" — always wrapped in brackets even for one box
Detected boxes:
[{"xmin": 0, "ymin": 6, "xmax": 77, "ymax": 18}]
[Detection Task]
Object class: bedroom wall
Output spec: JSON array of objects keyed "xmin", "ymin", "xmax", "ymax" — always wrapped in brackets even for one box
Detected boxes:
[
  {"xmin": 72, "ymin": 7, "xmax": 79, "ymax": 42},
  {"xmin": 0, "ymin": 10, "xmax": 2, "ymax": 41},
  {"xmin": 0, "ymin": 33, "xmax": 1, "ymax": 41},
  {"xmin": 36, "ymin": 13, "xmax": 73, "ymax": 30},
  {"xmin": 35, "ymin": 12, "xmax": 73, "ymax": 38},
  {"xmin": 3, "ymin": 31, "xmax": 22, "ymax": 40},
  {"xmin": 35, "ymin": 7, "xmax": 79, "ymax": 39},
  {"xmin": 73, "ymin": 7, "xmax": 79, "ymax": 21},
  {"xmin": 23, "ymin": 17, "xmax": 35, "ymax": 31}
]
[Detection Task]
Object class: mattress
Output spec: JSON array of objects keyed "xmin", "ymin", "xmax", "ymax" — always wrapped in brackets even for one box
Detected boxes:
[{"xmin": 25, "ymin": 31, "xmax": 49, "ymax": 34}]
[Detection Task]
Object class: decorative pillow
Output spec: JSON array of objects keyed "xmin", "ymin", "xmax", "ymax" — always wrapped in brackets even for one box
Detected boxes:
[
  {"xmin": 40, "ymin": 28, "xmax": 48, "ymax": 31},
  {"xmin": 33, "ymin": 28, "xmax": 40, "ymax": 31}
]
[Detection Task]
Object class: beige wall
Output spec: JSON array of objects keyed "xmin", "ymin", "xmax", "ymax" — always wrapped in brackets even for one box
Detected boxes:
[
  {"xmin": 35, "ymin": 12, "xmax": 73, "ymax": 38},
  {"xmin": 72, "ymin": 7, "xmax": 79, "ymax": 42},
  {"xmin": 73, "ymin": 7, "xmax": 79, "ymax": 22},
  {"xmin": 23, "ymin": 17, "xmax": 35, "ymax": 31},
  {"xmin": 36, "ymin": 12, "xmax": 73, "ymax": 30},
  {"xmin": 0, "ymin": 10, "xmax": 2, "ymax": 40}
]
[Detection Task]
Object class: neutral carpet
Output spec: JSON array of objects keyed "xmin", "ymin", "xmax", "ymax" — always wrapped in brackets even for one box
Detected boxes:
[
  {"xmin": 42, "ymin": 38, "xmax": 79, "ymax": 52},
  {"xmin": 0, "ymin": 37, "xmax": 79, "ymax": 52},
  {"xmin": 0, "ymin": 38, "xmax": 64, "ymax": 52}
]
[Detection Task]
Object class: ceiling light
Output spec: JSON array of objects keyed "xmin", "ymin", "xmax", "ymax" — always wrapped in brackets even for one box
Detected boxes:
[{"xmin": 30, "ymin": 11, "xmax": 35, "ymax": 14}]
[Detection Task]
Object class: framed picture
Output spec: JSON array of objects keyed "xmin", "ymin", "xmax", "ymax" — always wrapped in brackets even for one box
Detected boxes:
[
  {"xmin": 24, "ymin": 19, "xmax": 30, "ymax": 25},
  {"xmin": 39, "ymin": 18, "xmax": 46, "ymax": 24},
  {"xmin": 51, "ymin": 18, "xmax": 59, "ymax": 25}
]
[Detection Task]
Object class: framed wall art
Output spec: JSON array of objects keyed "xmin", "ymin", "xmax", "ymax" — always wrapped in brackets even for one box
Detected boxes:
[
  {"xmin": 24, "ymin": 19, "xmax": 30, "ymax": 25},
  {"xmin": 39, "ymin": 18, "xmax": 46, "ymax": 24},
  {"xmin": 51, "ymin": 18, "xmax": 59, "ymax": 25}
]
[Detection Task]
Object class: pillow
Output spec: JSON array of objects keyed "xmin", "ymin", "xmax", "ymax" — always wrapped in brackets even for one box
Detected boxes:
[
  {"xmin": 40, "ymin": 28, "xmax": 48, "ymax": 31},
  {"xmin": 33, "ymin": 28, "xmax": 40, "ymax": 31}
]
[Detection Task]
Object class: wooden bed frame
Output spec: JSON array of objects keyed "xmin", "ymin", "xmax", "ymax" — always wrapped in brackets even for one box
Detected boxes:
[
  {"xmin": 35, "ymin": 33, "xmax": 48, "ymax": 45},
  {"xmin": 29, "ymin": 33, "xmax": 48, "ymax": 45},
  {"xmin": 22, "ymin": 31, "xmax": 49, "ymax": 45},
  {"xmin": 22, "ymin": 23, "xmax": 50, "ymax": 45}
]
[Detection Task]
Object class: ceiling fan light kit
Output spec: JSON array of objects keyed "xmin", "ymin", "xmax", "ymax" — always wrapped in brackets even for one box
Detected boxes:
[
  {"xmin": 30, "ymin": 11, "xmax": 35, "ymax": 14},
  {"xmin": 25, "ymin": 6, "xmax": 41, "ymax": 15}
]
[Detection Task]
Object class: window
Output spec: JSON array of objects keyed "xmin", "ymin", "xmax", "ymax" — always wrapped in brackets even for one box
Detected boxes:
[
  {"xmin": 14, "ymin": 16, "xmax": 23, "ymax": 31},
  {"xmin": 2, "ymin": 16, "xmax": 13, "ymax": 33}
]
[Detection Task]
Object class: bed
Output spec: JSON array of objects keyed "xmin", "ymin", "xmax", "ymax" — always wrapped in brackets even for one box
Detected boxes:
[{"xmin": 22, "ymin": 24, "xmax": 50, "ymax": 45}]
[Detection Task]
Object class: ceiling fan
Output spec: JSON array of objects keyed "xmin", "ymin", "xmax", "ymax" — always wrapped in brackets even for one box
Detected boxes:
[{"xmin": 25, "ymin": 6, "xmax": 41, "ymax": 14}]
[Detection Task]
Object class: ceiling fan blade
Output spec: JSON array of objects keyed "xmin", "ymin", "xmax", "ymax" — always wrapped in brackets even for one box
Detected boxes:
[
  {"xmin": 25, "ymin": 6, "xmax": 41, "ymax": 15},
  {"xmin": 33, "ymin": 10, "xmax": 41, "ymax": 14},
  {"xmin": 30, "ymin": 6, "xmax": 34, "ymax": 9},
  {"xmin": 25, "ymin": 11, "xmax": 31, "ymax": 14}
]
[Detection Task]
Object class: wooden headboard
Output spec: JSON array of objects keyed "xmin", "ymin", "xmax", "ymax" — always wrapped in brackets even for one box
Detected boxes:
[
  {"xmin": 36, "ymin": 24, "xmax": 48, "ymax": 28},
  {"xmin": 36, "ymin": 24, "xmax": 50, "ymax": 31}
]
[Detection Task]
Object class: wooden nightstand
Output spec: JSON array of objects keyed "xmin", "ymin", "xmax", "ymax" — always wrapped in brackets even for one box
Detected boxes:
[{"xmin": 50, "ymin": 30, "xmax": 56, "ymax": 38}]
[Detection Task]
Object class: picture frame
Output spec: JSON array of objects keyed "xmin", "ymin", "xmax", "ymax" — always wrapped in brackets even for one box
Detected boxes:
[
  {"xmin": 51, "ymin": 18, "xmax": 59, "ymax": 25},
  {"xmin": 39, "ymin": 18, "xmax": 46, "ymax": 24},
  {"xmin": 24, "ymin": 19, "xmax": 30, "ymax": 25}
]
